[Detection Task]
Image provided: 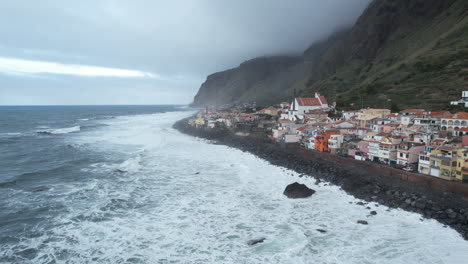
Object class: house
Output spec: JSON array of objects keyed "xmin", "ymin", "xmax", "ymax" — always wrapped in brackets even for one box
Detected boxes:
[
  {"xmin": 455, "ymin": 128, "xmax": 468, "ymax": 136},
  {"xmin": 315, "ymin": 130, "xmax": 340, "ymax": 152},
  {"xmin": 342, "ymin": 110, "xmax": 358, "ymax": 120},
  {"xmin": 431, "ymin": 138, "xmax": 447, "ymax": 147},
  {"xmin": 348, "ymin": 141, "xmax": 369, "ymax": 161},
  {"xmin": 304, "ymin": 136, "xmax": 316, "ymax": 150},
  {"xmin": 400, "ymin": 109, "xmax": 424, "ymax": 126},
  {"xmin": 356, "ymin": 108, "xmax": 391, "ymax": 128},
  {"xmin": 418, "ymin": 147, "xmax": 433, "ymax": 175},
  {"xmin": 257, "ymin": 106, "xmax": 278, "ymax": 116},
  {"xmin": 441, "ymin": 112, "xmax": 468, "ymax": 134},
  {"xmin": 289, "ymin": 92, "xmax": 329, "ymax": 116},
  {"xmin": 463, "ymin": 135, "xmax": 468, "ymax": 147},
  {"xmin": 397, "ymin": 142, "xmax": 425, "ymax": 167},
  {"xmin": 413, "ymin": 111, "xmax": 451, "ymax": 132},
  {"xmin": 280, "ymin": 102, "xmax": 290, "ymax": 109},
  {"xmin": 369, "ymin": 118, "xmax": 393, "ymax": 133},
  {"xmin": 382, "ymin": 122, "xmax": 399, "ymax": 133},
  {"xmin": 450, "ymin": 91, "xmax": 468, "ymax": 107},
  {"xmin": 328, "ymin": 134, "xmax": 344, "ymax": 154},
  {"xmin": 305, "ymin": 109, "xmax": 328, "ymax": 120},
  {"xmin": 364, "ymin": 132, "xmax": 387, "ymax": 161},
  {"xmin": 378, "ymin": 136, "xmax": 404, "ymax": 164},
  {"xmin": 388, "ymin": 113, "xmax": 401, "ymax": 122},
  {"xmin": 428, "ymin": 146, "xmax": 468, "ymax": 182}
]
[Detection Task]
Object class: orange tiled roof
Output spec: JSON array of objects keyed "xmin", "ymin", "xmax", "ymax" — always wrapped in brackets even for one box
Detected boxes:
[
  {"xmin": 444, "ymin": 112, "xmax": 468, "ymax": 120},
  {"xmin": 296, "ymin": 97, "xmax": 325, "ymax": 106},
  {"xmin": 428, "ymin": 111, "xmax": 451, "ymax": 117},
  {"xmin": 401, "ymin": 109, "xmax": 425, "ymax": 113}
]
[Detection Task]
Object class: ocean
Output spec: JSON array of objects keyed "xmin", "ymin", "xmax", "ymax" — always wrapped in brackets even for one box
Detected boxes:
[{"xmin": 0, "ymin": 105, "xmax": 467, "ymax": 264}]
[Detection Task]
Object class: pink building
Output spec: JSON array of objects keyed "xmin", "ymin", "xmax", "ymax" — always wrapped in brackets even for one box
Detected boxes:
[
  {"xmin": 463, "ymin": 135, "xmax": 468, "ymax": 147},
  {"xmin": 348, "ymin": 141, "xmax": 369, "ymax": 161},
  {"xmin": 397, "ymin": 142, "xmax": 425, "ymax": 166}
]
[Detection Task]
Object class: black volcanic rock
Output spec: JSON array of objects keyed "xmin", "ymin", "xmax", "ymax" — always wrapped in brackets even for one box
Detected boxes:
[
  {"xmin": 247, "ymin": 238, "xmax": 265, "ymax": 246},
  {"xmin": 283, "ymin": 182, "xmax": 315, "ymax": 199}
]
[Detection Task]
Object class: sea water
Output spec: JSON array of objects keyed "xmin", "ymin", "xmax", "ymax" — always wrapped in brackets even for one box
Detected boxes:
[{"xmin": 0, "ymin": 106, "xmax": 467, "ymax": 264}]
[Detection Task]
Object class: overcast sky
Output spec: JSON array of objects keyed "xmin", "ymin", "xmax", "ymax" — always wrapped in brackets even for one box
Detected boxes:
[{"xmin": 0, "ymin": 0, "xmax": 370, "ymax": 105}]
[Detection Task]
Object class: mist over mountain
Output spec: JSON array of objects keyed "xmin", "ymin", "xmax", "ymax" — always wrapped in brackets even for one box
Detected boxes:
[{"xmin": 192, "ymin": 0, "xmax": 468, "ymax": 110}]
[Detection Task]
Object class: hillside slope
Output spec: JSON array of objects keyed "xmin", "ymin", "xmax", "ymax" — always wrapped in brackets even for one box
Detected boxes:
[{"xmin": 192, "ymin": 0, "xmax": 468, "ymax": 109}]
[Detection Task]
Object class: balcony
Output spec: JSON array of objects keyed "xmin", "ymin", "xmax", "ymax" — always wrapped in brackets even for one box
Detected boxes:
[{"xmin": 430, "ymin": 154, "xmax": 453, "ymax": 161}]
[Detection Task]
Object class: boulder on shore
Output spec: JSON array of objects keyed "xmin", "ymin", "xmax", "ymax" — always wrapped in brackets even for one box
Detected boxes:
[{"xmin": 283, "ymin": 182, "xmax": 315, "ymax": 199}]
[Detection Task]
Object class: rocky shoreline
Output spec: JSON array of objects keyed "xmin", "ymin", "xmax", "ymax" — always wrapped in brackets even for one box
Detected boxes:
[{"xmin": 173, "ymin": 117, "xmax": 468, "ymax": 240}]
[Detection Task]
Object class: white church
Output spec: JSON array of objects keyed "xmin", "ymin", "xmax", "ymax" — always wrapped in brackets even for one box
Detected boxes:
[{"xmin": 282, "ymin": 91, "xmax": 330, "ymax": 121}]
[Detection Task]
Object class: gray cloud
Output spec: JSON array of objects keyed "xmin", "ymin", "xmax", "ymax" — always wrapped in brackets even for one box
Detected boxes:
[{"xmin": 0, "ymin": 0, "xmax": 370, "ymax": 105}]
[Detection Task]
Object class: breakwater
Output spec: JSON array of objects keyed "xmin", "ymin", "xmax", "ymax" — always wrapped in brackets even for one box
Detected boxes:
[{"xmin": 174, "ymin": 118, "xmax": 468, "ymax": 240}]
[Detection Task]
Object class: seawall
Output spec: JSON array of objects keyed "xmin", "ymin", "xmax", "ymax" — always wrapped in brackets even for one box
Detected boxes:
[{"xmin": 173, "ymin": 118, "xmax": 468, "ymax": 240}]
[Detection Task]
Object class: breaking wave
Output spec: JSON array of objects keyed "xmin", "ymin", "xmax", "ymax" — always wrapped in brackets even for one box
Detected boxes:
[{"xmin": 36, "ymin": 126, "xmax": 81, "ymax": 135}]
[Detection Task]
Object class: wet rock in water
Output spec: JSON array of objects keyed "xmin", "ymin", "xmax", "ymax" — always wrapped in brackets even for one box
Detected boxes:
[
  {"xmin": 316, "ymin": 229, "xmax": 327, "ymax": 233},
  {"xmin": 356, "ymin": 202, "xmax": 364, "ymax": 206},
  {"xmin": 370, "ymin": 211, "xmax": 377, "ymax": 215},
  {"xmin": 357, "ymin": 220, "xmax": 368, "ymax": 225},
  {"xmin": 32, "ymin": 186, "xmax": 49, "ymax": 192},
  {"xmin": 37, "ymin": 131, "xmax": 52, "ymax": 135},
  {"xmin": 283, "ymin": 182, "xmax": 315, "ymax": 199},
  {"xmin": 247, "ymin": 238, "xmax": 265, "ymax": 246}
]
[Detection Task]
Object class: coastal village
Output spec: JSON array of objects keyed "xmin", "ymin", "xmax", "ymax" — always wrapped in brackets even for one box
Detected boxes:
[{"xmin": 188, "ymin": 90, "xmax": 468, "ymax": 184}]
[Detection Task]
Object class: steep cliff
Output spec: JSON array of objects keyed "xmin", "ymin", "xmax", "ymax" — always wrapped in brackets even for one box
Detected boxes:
[{"xmin": 192, "ymin": 0, "xmax": 468, "ymax": 109}]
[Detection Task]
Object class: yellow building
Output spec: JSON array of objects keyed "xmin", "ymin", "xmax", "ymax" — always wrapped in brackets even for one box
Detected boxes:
[{"xmin": 429, "ymin": 146, "xmax": 468, "ymax": 182}]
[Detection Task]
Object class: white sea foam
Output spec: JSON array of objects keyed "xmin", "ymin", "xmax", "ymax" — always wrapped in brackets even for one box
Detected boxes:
[
  {"xmin": 0, "ymin": 132, "xmax": 22, "ymax": 138},
  {"xmin": 4, "ymin": 111, "xmax": 467, "ymax": 264},
  {"xmin": 37, "ymin": 126, "xmax": 81, "ymax": 134}
]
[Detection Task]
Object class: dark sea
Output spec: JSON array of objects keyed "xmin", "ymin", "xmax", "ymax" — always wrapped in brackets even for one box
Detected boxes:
[{"xmin": 0, "ymin": 105, "xmax": 467, "ymax": 264}]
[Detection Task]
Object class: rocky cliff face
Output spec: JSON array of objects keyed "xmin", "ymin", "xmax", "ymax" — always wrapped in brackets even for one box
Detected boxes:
[
  {"xmin": 192, "ymin": 0, "xmax": 468, "ymax": 109},
  {"xmin": 192, "ymin": 56, "xmax": 300, "ymax": 107}
]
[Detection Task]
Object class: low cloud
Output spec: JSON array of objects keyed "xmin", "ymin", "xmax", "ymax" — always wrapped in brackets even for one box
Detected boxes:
[{"xmin": 0, "ymin": 57, "xmax": 156, "ymax": 78}]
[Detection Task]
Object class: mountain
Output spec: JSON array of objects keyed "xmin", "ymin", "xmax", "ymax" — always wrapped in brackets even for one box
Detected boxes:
[{"xmin": 191, "ymin": 0, "xmax": 468, "ymax": 110}]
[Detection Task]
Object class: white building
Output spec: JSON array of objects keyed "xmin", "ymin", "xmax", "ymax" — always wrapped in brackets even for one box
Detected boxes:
[
  {"xmin": 450, "ymin": 91, "xmax": 468, "ymax": 107},
  {"xmin": 342, "ymin": 110, "xmax": 358, "ymax": 120},
  {"xmin": 418, "ymin": 150, "xmax": 431, "ymax": 175},
  {"xmin": 441, "ymin": 112, "xmax": 468, "ymax": 132},
  {"xmin": 288, "ymin": 92, "xmax": 329, "ymax": 117},
  {"xmin": 328, "ymin": 134, "xmax": 344, "ymax": 154}
]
